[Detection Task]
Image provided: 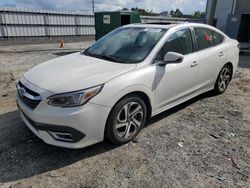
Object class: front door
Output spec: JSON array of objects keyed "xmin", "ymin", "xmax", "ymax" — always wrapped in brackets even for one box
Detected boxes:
[{"xmin": 154, "ymin": 28, "xmax": 200, "ymax": 111}]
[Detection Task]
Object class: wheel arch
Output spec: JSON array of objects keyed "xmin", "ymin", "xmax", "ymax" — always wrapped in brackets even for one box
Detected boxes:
[
  {"xmin": 103, "ymin": 89, "xmax": 153, "ymax": 141},
  {"xmin": 118, "ymin": 91, "xmax": 152, "ymax": 121},
  {"xmin": 224, "ymin": 62, "xmax": 233, "ymax": 80},
  {"xmin": 104, "ymin": 84, "xmax": 154, "ymax": 115}
]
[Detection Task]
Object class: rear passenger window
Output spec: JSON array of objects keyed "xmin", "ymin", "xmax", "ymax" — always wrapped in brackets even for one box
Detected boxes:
[
  {"xmin": 212, "ymin": 31, "xmax": 223, "ymax": 46},
  {"xmin": 194, "ymin": 28, "xmax": 213, "ymax": 50}
]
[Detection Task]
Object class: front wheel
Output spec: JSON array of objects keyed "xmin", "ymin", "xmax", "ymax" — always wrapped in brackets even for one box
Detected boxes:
[
  {"xmin": 105, "ymin": 95, "xmax": 147, "ymax": 144},
  {"xmin": 214, "ymin": 64, "xmax": 232, "ymax": 94}
]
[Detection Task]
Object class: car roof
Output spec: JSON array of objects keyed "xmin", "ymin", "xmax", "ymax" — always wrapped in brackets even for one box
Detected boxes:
[
  {"xmin": 124, "ymin": 23, "xmax": 176, "ymax": 29},
  {"xmin": 125, "ymin": 23, "xmax": 219, "ymax": 31},
  {"xmin": 124, "ymin": 23, "xmax": 227, "ymax": 37}
]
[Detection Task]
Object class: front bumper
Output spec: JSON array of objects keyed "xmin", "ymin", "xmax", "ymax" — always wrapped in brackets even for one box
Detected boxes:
[
  {"xmin": 17, "ymin": 79, "xmax": 111, "ymax": 149},
  {"xmin": 20, "ymin": 110, "xmax": 86, "ymax": 143}
]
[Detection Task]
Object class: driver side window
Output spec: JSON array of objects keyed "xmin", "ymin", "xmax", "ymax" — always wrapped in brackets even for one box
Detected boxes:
[{"xmin": 155, "ymin": 28, "xmax": 193, "ymax": 61}]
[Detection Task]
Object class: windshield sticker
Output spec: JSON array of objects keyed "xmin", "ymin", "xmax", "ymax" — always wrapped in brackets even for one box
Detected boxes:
[{"xmin": 144, "ymin": 28, "xmax": 162, "ymax": 33}]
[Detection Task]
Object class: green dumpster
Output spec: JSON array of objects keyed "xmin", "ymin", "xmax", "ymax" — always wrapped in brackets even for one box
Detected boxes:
[{"xmin": 95, "ymin": 11, "xmax": 141, "ymax": 40}]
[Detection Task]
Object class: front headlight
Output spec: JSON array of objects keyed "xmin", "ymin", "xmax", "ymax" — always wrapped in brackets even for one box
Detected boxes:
[{"xmin": 47, "ymin": 84, "xmax": 104, "ymax": 107}]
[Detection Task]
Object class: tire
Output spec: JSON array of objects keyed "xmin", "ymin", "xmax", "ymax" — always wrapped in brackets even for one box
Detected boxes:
[
  {"xmin": 214, "ymin": 64, "xmax": 232, "ymax": 94},
  {"xmin": 105, "ymin": 95, "xmax": 147, "ymax": 144}
]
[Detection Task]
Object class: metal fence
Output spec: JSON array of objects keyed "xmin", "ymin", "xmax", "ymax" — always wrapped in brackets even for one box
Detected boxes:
[
  {"xmin": 0, "ymin": 8, "xmax": 205, "ymax": 38},
  {"xmin": 0, "ymin": 8, "xmax": 95, "ymax": 37}
]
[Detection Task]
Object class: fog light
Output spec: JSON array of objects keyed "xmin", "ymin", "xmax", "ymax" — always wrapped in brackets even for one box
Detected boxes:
[{"xmin": 48, "ymin": 131, "xmax": 74, "ymax": 142}]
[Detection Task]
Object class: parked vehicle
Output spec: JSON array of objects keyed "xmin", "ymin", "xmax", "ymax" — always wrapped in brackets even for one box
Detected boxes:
[{"xmin": 16, "ymin": 23, "xmax": 239, "ymax": 148}]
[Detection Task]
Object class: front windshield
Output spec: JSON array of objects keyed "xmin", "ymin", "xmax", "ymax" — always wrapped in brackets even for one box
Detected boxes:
[{"xmin": 84, "ymin": 27, "xmax": 166, "ymax": 64}]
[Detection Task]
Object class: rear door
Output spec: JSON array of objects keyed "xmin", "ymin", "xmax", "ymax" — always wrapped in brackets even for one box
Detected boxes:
[{"xmin": 193, "ymin": 28, "xmax": 226, "ymax": 88}]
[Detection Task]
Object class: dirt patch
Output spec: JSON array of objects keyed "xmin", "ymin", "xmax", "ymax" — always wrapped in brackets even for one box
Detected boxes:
[
  {"xmin": 0, "ymin": 72, "xmax": 15, "ymax": 90},
  {"xmin": 0, "ymin": 43, "xmax": 249, "ymax": 187}
]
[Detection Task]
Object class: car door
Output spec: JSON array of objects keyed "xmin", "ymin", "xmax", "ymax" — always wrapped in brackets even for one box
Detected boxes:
[
  {"xmin": 154, "ymin": 28, "xmax": 200, "ymax": 111},
  {"xmin": 193, "ymin": 28, "xmax": 226, "ymax": 88}
]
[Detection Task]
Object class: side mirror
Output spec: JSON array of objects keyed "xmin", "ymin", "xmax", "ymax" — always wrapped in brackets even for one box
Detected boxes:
[{"xmin": 158, "ymin": 52, "xmax": 184, "ymax": 65}]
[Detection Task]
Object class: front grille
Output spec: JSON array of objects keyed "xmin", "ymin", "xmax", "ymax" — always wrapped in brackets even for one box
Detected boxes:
[
  {"xmin": 17, "ymin": 81, "xmax": 42, "ymax": 110},
  {"xmin": 20, "ymin": 96, "xmax": 41, "ymax": 109}
]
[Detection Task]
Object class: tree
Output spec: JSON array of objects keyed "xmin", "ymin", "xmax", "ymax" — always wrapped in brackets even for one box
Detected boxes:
[
  {"xmin": 174, "ymin": 8, "xmax": 183, "ymax": 17},
  {"xmin": 193, "ymin": 11, "xmax": 205, "ymax": 18},
  {"xmin": 170, "ymin": 10, "xmax": 175, "ymax": 17},
  {"xmin": 169, "ymin": 8, "xmax": 205, "ymax": 18},
  {"xmin": 130, "ymin": 7, "xmax": 204, "ymax": 18},
  {"xmin": 130, "ymin": 7, "xmax": 159, "ymax": 16}
]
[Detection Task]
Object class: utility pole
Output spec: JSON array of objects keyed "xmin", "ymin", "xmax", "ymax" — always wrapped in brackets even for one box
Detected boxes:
[{"xmin": 92, "ymin": 0, "xmax": 95, "ymax": 13}]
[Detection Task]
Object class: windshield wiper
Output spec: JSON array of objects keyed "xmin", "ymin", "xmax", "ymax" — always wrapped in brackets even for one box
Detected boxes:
[
  {"xmin": 82, "ymin": 51, "xmax": 125, "ymax": 63},
  {"xmin": 100, "ymin": 55, "xmax": 125, "ymax": 63},
  {"xmin": 81, "ymin": 51, "xmax": 107, "ymax": 61},
  {"xmin": 81, "ymin": 50, "xmax": 93, "ymax": 56}
]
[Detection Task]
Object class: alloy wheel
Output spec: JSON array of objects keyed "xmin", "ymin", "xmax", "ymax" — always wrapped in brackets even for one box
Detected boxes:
[
  {"xmin": 114, "ymin": 102, "xmax": 144, "ymax": 139},
  {"xmin": 218, "ymin": 66, "xmax": 231, "ymax": 92}
]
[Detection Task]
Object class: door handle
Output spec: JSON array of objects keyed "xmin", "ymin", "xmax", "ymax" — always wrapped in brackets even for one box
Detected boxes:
[
  {"xmin": 218, "ymin": 52, "xmax": 224, "ymax": 57},
  {"xmin": 190, "ymin": 61, "xmax": 198, "ymax": 68}
]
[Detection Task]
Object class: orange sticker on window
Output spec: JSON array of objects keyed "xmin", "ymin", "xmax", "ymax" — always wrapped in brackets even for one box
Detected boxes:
[{"xmin": 205, "ymin": 34, "xmax": 212, "ymax": 41}]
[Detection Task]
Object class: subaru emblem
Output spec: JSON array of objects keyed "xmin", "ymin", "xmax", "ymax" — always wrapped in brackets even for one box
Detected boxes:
[{"xmin": 18, "ymin": 87, "xmax": 26, "ymax": 97}]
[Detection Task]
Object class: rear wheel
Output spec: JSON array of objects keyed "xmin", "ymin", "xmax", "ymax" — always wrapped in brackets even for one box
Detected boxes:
[
  {"xmin": 105, "ymin": 95, "xmax": 147, "ymax": 144},
  {"xmin": 214, "ymin": 64, "xmax": 232, "ymax": 94}
]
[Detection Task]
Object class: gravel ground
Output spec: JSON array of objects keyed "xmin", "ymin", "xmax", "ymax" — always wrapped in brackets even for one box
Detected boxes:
[{"xmin": 0, "ymin": 42, "xmax": 249, "ymax": 188}]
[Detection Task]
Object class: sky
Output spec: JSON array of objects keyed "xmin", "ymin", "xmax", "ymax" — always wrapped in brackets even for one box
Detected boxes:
[{"xmin": 0, "ymin": 0, "xmax": 207, "ymax": 14}]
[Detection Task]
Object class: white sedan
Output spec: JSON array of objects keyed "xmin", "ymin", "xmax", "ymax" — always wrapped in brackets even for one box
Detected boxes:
[{"xmin": 16, "ymin": 23, "xmax": 239, "ymax": 148}]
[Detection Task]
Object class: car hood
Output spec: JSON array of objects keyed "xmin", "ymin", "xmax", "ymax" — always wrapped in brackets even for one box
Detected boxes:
[{"xmin": 24, "ymin": 52, "xmax": 136, "ymax": 93}]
